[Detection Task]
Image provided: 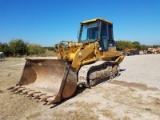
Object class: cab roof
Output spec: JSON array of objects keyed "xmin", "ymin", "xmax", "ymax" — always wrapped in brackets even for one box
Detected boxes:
[{"xmin": 81, "ymin": 18, "xmax": 112, "ymax": 24}]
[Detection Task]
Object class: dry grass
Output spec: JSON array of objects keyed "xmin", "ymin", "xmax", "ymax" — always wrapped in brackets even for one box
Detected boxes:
[
  {"xmin": 100, "ymin": 109, "xmax": 132, "ymax": 120},
  {"xmin": 42, "ymin": 50, "xmax": 57, "ymax": 57},
  {"xmin": 102, "ymin": 83, "xmax": 160, "ymax": 118},
  {"xmin": 123, "ymin": 116, "xmax": 131, "ymax": 120},
  {"xmin": 53, "ymin": 102, "xmax": 99, "ymax": 120},
  {"xmin": 110, "ymin": 80, "xmax": 159, "ymax": 91},
  {"xmin": 0, "ymin": 90, "xmax": 3, "ymax": 93},
  {"xmin": 100, "ymin": 109, "xmax": 115, "ymax": 119},
  {"xmin": 26, "ymin": 112, "xmax": 41, "ymax": 120},
  {"xmin": 1, "ymin": 57, "xmax": 160, "ymax": 120},
  {"xmin": 150, "ymin": 98, "xmax": 160, "ymax": 116}
]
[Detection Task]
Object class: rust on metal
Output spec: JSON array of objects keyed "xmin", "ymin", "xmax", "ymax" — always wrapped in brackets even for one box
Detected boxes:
[{"xmin": 9, "ymin": 59, "xmax": 77, "ymax": 104}]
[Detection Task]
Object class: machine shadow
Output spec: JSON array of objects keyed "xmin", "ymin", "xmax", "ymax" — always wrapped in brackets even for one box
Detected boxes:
[
  {"xmin": 50, "ymin": 69, "xmax": 126, "ymax": 108},
  {"xmin": 120, "ymin": 68, "xmax": 126, "ymax": 72},
  {"xmin": 50, "ymin": 86, "xmax": 86, "ymax": 109}
]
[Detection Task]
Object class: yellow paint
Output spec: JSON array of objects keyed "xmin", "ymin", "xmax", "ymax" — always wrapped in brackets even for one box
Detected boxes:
[{"xmin": 81, "ymin": 18, "xmax": 112, "ymax": 24}]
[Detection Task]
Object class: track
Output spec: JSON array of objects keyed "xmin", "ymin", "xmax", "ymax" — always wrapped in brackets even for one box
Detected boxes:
[{"xmin": 78, "ymin": 60, "xmax": 119, "ymax": 87}]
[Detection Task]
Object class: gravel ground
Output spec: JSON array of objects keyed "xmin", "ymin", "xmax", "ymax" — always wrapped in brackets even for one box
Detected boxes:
[
  {"xmin": 117, "ymin": 54, "xmax": 160, "ymax": 88},
  {"xmin": 0, "ymin": 55, "xmax": 160, "ymax": 120}
]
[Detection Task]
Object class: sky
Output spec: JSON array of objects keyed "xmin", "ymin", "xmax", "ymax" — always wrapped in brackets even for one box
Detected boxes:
[{"xmin": 0, "ymin": 0, "xmax": 160, "ymax": 47}]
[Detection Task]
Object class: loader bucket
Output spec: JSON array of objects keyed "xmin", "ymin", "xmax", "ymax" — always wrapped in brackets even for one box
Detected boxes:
[{"xmin": 11, "ymin": 58, "xmax": 77, "ymax": 104}]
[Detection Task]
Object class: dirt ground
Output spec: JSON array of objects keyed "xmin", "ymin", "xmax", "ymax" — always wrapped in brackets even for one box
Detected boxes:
[{"xmin": 0, "ymin": 55, "xmax": 160, "ymax": 120}]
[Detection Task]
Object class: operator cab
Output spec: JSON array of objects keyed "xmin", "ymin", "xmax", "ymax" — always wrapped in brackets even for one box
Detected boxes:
[{"xmin": 78, "ymin": 18, "xmax": 115, "ymax": 51}]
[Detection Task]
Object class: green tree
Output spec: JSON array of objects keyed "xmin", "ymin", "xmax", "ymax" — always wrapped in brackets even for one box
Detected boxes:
[
  {"xmin": 115, "ymin": 40, "xmax": 133, "ymax": 51},
  {"xmin": 27, "ymin": 44, "xmax": 45, "ymax": 55},
  {"xmin": 0, "ymin": 42, "xmax": 11, "ymax": 56},
  {"xmin": 152, "ymin": 44, "xmax": 159, "ymax": 48},
  {"xmin": 9, "ymin": 39, "xmax": 28, "ymax": 56},
  {"xmin": 132, "ymin": 41, "xmax": 141, "ymax": 50},
  {"xmin": 141, "ymin": 44, "xmax": 148, "ymax": 50},
  {"xmin": 44, "ymin": 46, "xmax": 54, "ymax": 51}
]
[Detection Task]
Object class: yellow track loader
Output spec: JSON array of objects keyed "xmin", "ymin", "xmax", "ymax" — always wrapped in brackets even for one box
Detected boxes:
[{"xmin": 9, "ymin": 18, "xmax": 124, "ymax": 105}]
